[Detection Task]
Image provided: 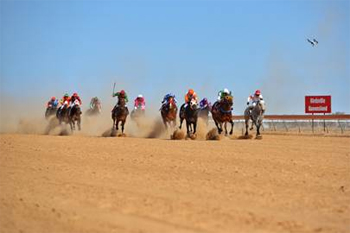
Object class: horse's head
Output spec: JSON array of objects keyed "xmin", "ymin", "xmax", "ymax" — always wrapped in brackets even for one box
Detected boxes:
[
  {"xmin": 255, "ymin": 100, "xmax": 266, "ymax": 114},
  {"xmin": 223, "ymin": 95, "xmax": 233, "ymax": 105},
  {"xmin": 189, "ymin": 98, "xmax": 198, "ymax": 110},
  {"xmin": 168, "ymin": 97, "xmax": 176, "ymax": 109},
  {"xmin": 118, "ymin": 97, "xmax": 126, "ymax": 107}
]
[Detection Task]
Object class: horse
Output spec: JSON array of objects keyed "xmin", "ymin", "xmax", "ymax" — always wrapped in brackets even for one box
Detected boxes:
[
  {"xmin": 244, "ymin": 100, "xmax": 265, "ymax": 137},
  {"xmin": 198, "ymin": 104, "xmax": 211, "ymax": 125},
  {"xmin": 68, "ymin": 100, "xmax": 82, "ymax": 131},
  {"xmin": 211, "ymin": 95, "xmax": 234, "ymax": 135},
  {"xmin": 56, "ymin": 105, "xmax": 70, "ymax": 125},
  {"xmin": 45, "ymin": 105, "xmax": 58, "ymax": 119},
  {"xmin": 111, "ymin": 97, "xmax": 129, "ymax": 134},
  {"xmin": 160, "ymin": 96, "xmax": 177, "ymax": 129},
  {"xmin": 179, "ymin": 98, "xmax": 199, "ymax": 136},
  {"xmin": 131, "ymin": 105, "xmax": 145, "ymax": 121},
  {"xmin": 85, "ymin": 102, "xmax": 101, "ymax": 116}
]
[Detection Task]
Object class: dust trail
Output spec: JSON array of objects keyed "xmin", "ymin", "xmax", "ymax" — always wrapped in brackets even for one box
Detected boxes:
[{"xmin": 206, "ymin": 128, "xmax": 220, "ymax": 140}]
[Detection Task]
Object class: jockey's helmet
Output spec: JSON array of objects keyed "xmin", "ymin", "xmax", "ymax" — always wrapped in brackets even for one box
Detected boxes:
[
  {"xmin": 64, "ymin": 93, "xmax": 69, "ymax": 97},
  {"xmin": 51, "ymin": 96, "xmax": 56, "ymax": 101},
  {"xmin": 188, "ymin": 89, "xmax": 194, "ymax": 95},
  {"xmin": 73, "ymin": 93, "xmax": 78, "ymax": 97},
  {"xmin": 223, "ymin": 88, "xmax": 229, "ymax": 94},
  {"xmin": 120, "ymin": 90, "xmax": 125, "ymax": 95},
  {"xmin": 137, "ymin": 94, "xmax": 143, "ymax": 98},
  {"xmin": 255, "ymin": 90, "xmax": 261, "ymax": 96}
]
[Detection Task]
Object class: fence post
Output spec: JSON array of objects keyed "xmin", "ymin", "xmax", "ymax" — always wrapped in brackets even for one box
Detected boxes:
[
  {"xmin": 283, "ymin": 120, "xmax": 288, "ymax": 132},
  {"xmin": 272, "ymin": 120, "xmax": 276, "ymax": 131},
  {"xmin": 338, "ymin": 120, "xmax": 344, "ymax": 134},
  {"xmin": 296, "ymin": 120, "xmax": 301, "ymax": 133}
]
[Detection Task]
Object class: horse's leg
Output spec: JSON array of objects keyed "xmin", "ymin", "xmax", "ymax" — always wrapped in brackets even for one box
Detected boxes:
[
  {"xmin": 224, "ymin": 122, "xmax": 228, "ymax": 135},
  {"xmin": 245, "ymin": 120, "xmax": 249, "ymax": 136},
  {"xmin": 229, "ymin": 120, "xmax": 234, "ymax": 135},
  {"xmin": 213, "ymin": 119, "xmax": 221, "ymax": 134},
  {"xmin": 116, "ymin": 120, "xmax": 119, "ymax": 131},
  {"xmin": 69, "ymin": 120, "xmax": 74, "ymax": 132},
  {"xmin": 78, "ymin": 118, "xmax": 81, "ymax": 131},
  {"xmin": 256, "ymin": 119, "xmax": 261, "ymax": 136},
  {"xmin": 250, "ymin": 120, "xmax": 254, "ymax": 130},
  {"xmin": 219, "ymin": 122, "xmax": 223, "ymax": 134},
  {"xmin": 162, "ymin": 119, "xmax": 168, "ymax": 129},
  {"xmin": 179, "ymin": 117, "xmax": 184, "ymax": 129},
  {"xmin": 122, "ymin": 120, "xmax": 125, "ymax": 134},
  {"xmin": 193, "ymin": 121, "xmax": 197, "ymax": 134},
  {"xmin": 186, "ymin": 121, "xmax": 190, "ymax": 136}
]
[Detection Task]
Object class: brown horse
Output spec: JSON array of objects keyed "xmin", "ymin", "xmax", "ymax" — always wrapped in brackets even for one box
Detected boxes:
[
  {"xmin": 160, "ymin": 96, "xmax": 177, "ymax": 129},
  {"xmin": 211, "ymin": 95, "xmax": 234, "ymax": 135},
  {"xmin": 112, "ymin": 97, "xmax": 129, "ymax": 133}
]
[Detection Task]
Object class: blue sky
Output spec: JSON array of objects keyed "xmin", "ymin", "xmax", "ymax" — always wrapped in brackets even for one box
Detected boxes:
[{"xmin": 1, "ymin": 0, "xmax": 349, "ymax": 115}]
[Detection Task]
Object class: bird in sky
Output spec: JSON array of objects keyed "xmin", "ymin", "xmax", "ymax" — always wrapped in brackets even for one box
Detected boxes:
[{"xmin": 307, "ymin": 38, "xmax": 319, "ymax": 46}]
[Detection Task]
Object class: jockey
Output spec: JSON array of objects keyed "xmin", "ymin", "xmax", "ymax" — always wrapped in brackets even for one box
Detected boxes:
[
  {"xmin": 134, "ymin": 94, "xmax": 145, "ymax": 110},
  {"xmin": 47, "ymin": 96, "xmax": 58, "ymax": 108},
  {"xmin": 112, "ymin": 90, "xmax": 128, "ymax": 112},
  {"xmin": 57, "ymin": 93, "xmax": 70, "ymax": 115},
  {"xmin": 59, "ymin": 93, "xmax": 70, "ymax": 109},
  {"xmin": 68, "ymin": 92, "xmax": 82, "ymax": 115},
  {"xmin": 161, "ymin": 93, "xmax": 177, "ymax": 105},
  {"xmin": 90, "ymin": 96, "xmax": 101, "ymax": 109},
  {"xmin": 199, "ymin": 98, "xmax": 211, "ymax": 109},
  {"xmin": 184, "ymin": 89, "xmax": 198, "ymax": 107},
  {"xmin": 160, "ymin": 93, "xmax": 177, "ymax": 110},
  {"xmin": 70, "ymin": 92, "xmax": 82, "ymax": 106},
  {"xmin": 217, "ymin": 88, "xmax": 232, "ymax": 101},
  {"xmin": 247, "ymin": 89, "xmax": 263, "ymax": 107}
]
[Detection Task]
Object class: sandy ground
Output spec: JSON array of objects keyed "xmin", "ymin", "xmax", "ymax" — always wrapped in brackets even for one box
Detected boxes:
[{"xmin": 0, "ymin": 133, "xmax": 349, "ymax": 233}]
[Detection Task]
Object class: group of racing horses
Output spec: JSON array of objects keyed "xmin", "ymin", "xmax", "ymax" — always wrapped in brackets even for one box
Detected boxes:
[
  {"xmin": 45, "ymin": 99, "xmax": 83, "ymax": 131},
  {"xmin": 45, "ymin": 94, "xmax": 264, "ymax": 137},
  {"xmin": 113, "ymin": 94, "xmax": 264, "ymax": 137}
]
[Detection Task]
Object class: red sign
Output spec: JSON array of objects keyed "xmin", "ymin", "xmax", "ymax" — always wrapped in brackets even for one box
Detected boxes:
[{"xmin": 305, "ymin": 95, "xmax": 331, "ymax": 113}]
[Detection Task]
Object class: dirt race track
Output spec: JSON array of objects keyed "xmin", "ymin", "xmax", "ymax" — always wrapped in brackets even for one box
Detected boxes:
[{"xmin": 0, "ymin": 134, "xmax": 349, "ymax": 233}]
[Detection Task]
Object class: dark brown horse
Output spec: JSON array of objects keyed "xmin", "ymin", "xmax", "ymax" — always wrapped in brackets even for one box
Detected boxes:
[
  {"xmin": 56, "ymin": 105, "xmax": 69, "ymax": 125},
  {"xmin": 45, "ymin": 105, "xmax": 58, "ymax": 119},
  {"xmin": 179, "ymin": 98, "xmax": 199, "ymax": 136},
  {"xmin": 69, "ymin": 102, "xmax": 82, "ymax": 131},
  {"xmin": 211, "ymin": 95, "xmax": 234, "ymax": 135},
  {"xmin": 112, "ymin": 97, "xmax": 129, "ymax": 133},
  {"xmin": 160, "ymin": 96, "xmax": 177, "ymax": 129}
]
